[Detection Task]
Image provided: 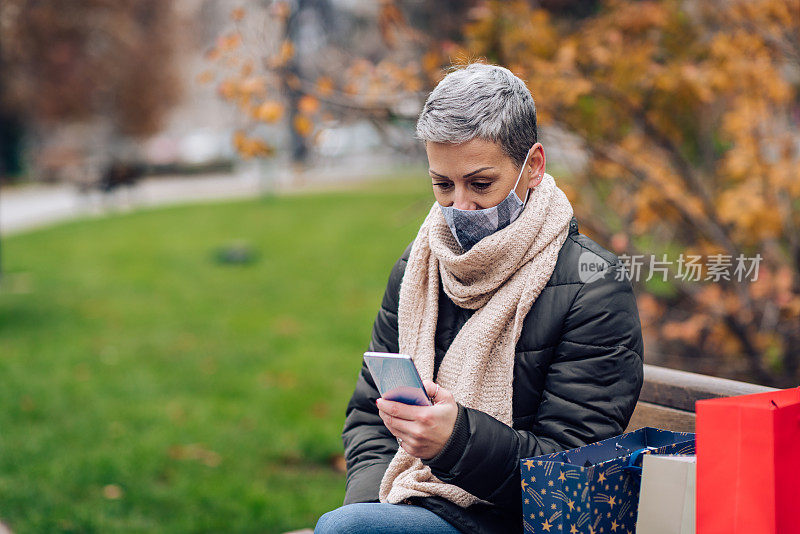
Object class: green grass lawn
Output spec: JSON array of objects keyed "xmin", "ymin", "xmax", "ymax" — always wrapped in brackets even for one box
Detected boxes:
[{"xmin": 0, "ymin": 175, "xmax": 433, "ymax": 533}]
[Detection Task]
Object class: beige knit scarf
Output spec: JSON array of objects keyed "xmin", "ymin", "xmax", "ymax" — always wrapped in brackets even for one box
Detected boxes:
[{"xmin": 378, "ymin": 173, "xmax": 574, "ymax": 507}]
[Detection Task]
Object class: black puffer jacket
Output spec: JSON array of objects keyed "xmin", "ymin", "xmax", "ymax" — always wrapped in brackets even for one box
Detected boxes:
[{"xmin": 342, "ymin": 217, "xmax": 644, "ymax": 533}]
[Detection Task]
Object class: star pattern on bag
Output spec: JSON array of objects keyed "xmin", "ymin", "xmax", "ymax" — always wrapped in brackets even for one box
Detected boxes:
[{"xmin": 520, "ymin": 428, "xmax": 695, "ymax": 533}]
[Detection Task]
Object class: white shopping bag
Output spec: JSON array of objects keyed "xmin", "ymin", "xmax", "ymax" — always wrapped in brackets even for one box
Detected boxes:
[{"xmin": 636, "ymin": 454, "xmax": 696, "ymax": 534}]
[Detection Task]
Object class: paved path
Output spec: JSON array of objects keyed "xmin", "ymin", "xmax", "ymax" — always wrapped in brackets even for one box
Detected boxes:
[
  {"xmin": 1, "ymin": 162, "xmax": 420, "ymax": 236},
  {"xmin": 0, "ymin": 172, "xmax": 268, "ymax": 235}
]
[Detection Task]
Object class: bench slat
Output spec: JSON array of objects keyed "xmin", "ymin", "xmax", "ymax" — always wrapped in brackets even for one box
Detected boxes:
[
  {"xmin": 639, "ymin": 364, "xmax": 777, "ymax": 412},
  {"xmin": 625, "ymin": 401, "xmax": 695, "ymax": 433}
]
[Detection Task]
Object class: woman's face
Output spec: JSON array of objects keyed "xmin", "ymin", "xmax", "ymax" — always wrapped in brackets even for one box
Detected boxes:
[{"xmin": 426, "ymin": 138, "xmax": 545, "ymax": 210}]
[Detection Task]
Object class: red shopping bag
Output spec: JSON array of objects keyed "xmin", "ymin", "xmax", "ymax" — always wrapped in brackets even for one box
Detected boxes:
[{"xmin": 695, "ymin": 387, "xmax": 800, "ymax": 533}]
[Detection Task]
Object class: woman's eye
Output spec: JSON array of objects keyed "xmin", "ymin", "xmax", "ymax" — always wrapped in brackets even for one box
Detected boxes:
[
  {"xmin": 433, "ymin": 182, "xmax": 453, "ymax": 190},
  {"xmin": 472, "ymin": 182, "xmax": 492, "ymax": 190}
]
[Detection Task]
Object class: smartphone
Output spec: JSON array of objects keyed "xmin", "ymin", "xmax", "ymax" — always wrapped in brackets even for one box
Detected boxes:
[{"xmin": 363, "ymin": 352, "xmax": 432, "ymax": 406}]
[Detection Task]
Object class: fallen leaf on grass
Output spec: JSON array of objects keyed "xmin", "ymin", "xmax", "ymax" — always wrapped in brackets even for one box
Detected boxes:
[
  {"xmin": 329, "ymin": 454, "xmax": 346, "ymax": 473},
  {"xmin": 272, "ymin": 316, "xmax": 302, "ymax": 336},
  {"xmin": 103, "ymin": 484, "xmax": 124, "ymax": 499},
  {"xmin": 19, "ymin": 395, "xmax": 35, "ymax": 412},
  {"xmin": 258, "ymin": 370, "xmax": 298, "ymax": 389},
  {"xmin": 168, "ymin": 444, "xmax": 222, "ymax": 467},
  {"xmin": 311, "ymin": 402, "xmax": 329, "ymax": 419}
]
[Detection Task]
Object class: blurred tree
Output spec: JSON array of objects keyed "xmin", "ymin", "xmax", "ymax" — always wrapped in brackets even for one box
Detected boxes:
[
  {"xmin": 0, "ymin": 0, "xmax": 181, "ymax": 171},
  {"xmin": 462, "ymin": 0, "xmax": 800, "ymax": 386},
  {"xmin": 203, "ymin": 0, "xmax": 481, "ymax": 166}
]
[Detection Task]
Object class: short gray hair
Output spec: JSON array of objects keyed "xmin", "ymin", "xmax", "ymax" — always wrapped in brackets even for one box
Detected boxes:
[{"xmin": 415, "ymin": 63, "xmax": 538, "ymax": 168}]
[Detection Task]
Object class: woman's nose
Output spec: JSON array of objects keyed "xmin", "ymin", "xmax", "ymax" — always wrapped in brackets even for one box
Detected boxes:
[{"xmin": 453, "ymin": 188, "xmax": 474, "ymax": 210}]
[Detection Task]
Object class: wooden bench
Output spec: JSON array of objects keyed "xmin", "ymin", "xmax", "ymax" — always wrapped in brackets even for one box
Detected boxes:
[
  {"xmin": 289, "ymin": 365, "xmax": 776, "ymax": 534},
  {"xmin": 625, "ymin": 364, "xmax": 778, "ymax": 433}
]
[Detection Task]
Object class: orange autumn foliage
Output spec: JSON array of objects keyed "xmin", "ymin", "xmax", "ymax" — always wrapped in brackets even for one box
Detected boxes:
[
  {"xmin": 233, "ymin": 130, "xmax": 273, "ymax": 159},
  {"xmin": 462, "ymin": 0, "xmax": 800, "ymax": 386},
  {"xmin": 251, "ymin": 101, "xmax": 284, "ymax": 123},
  {"xmin": 292, "ymin": 115, "xmax": 313, "ymax": 137},
  {"xmin": 206, "ymin": 2, "xmax": 437, "ymax": 164}
]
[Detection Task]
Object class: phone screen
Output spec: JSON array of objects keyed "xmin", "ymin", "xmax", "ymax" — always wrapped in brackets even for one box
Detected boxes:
[{"xmin": 363, "ymin": 352, "xmax": 432, "ymax": 406}]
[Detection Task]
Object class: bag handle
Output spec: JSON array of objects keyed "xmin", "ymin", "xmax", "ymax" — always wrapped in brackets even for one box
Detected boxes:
[{"xmin": 623, "ymin": 446, "xmax": 658, "ymax": 475}]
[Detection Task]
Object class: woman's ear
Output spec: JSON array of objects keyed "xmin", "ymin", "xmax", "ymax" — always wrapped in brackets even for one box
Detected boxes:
[{"xmin": 526, "ymin": 143, "xmax": 546, "ymax": 188}]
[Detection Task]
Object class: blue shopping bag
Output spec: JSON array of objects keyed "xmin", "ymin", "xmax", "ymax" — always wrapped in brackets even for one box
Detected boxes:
[{"xmin": 520, "ymin": 427, "xmax": 694, "ymax": 534}]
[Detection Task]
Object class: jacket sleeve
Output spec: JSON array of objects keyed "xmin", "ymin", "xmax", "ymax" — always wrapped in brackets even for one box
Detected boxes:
[
  {"xmin": 423, "ymin": 265, "xmax": 644, "ymax": 512},
  {"xmin": 341, "ymin": 245, "xmax": 411, "ymax": 504}
]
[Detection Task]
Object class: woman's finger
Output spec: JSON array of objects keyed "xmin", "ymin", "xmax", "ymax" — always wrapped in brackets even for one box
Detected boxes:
[
  {"xmin": 422, "ymin": 380, "xmax": 453, "ymax": 405},
  {"xmin": 380, "ymin": 411, "xmax": 422, "ymax": 438},
  {"xmin": 377, "ymin": 407, "xmax": 415, "ymax": 440},
  {"xmin": 422, "ymin": 380, "xmax": 439, "ymax": 402},
  {"xmin": 376, "ymin": 398, "xmax": 425, "ymax": 421},
  {"xmin": 377, "ymin": 406, "xmax": 398, "ymax": 432}
]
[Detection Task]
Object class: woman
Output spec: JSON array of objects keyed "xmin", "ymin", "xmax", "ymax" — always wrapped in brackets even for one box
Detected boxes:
[{"xmin": 316, "ymin": 63, "xmax": 644, "ymax": 534}]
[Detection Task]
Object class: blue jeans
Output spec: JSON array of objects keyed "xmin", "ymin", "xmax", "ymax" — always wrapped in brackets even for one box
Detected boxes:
[{"xmin": 315, "ymin": 503, "xmax": 462, "ymax": 534}]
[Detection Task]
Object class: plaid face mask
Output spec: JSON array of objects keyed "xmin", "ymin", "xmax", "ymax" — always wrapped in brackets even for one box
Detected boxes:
[{"xmin": 438, "ymin": 156, "xmax": 531, "ymax": 251}]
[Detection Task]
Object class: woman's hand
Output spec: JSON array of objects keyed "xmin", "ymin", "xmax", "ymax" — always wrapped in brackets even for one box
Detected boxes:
[{"xmin": 376, "ymin": 380, "xmax": 458, "ymax": 460}]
